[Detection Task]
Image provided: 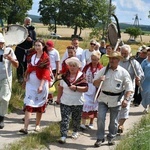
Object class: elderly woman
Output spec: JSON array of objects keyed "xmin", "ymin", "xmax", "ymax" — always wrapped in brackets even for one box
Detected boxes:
[
  {"xmin": 80, "ymin": 51, "xmax": 103, "ymax": 130},
  {"xmin": 56, "ymin": 57, "xmax": 88, "ymax": 144}
]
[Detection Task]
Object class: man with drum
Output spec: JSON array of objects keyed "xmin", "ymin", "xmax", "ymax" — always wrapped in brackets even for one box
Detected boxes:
[{"xmin": 15, "ymin": 17, "xmax": 36, "ymax": 83}]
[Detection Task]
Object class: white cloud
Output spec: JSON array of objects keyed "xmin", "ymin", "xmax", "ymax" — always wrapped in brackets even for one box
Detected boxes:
[{"xmin": 112, "ymin": 0, "xmax": 150, "ymax": 25}]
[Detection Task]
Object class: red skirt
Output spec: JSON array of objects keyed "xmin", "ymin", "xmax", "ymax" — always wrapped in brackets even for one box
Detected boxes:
[
  {"xmin": 24, "ymin": 103, "xmax": 46, "ymax": 113},
  {"xmin": 82, "ymin": 111, "xmax": 97, "ymax": 119}
]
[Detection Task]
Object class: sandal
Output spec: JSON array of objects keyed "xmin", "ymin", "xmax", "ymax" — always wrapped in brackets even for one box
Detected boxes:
[
  {"xmin": 19, "ymin": 128, "xmax": 28, "ymax": 134},
  {"xmin": 117, "ymin": 126, "xmax": 124, "ymax": 134}
]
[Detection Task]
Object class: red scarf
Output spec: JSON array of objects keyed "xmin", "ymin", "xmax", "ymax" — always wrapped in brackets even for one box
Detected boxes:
[
  {"xmin": 27, "ymin": 52, "xmax": 51, "ymax": 81},
  {"xmin": 82, "ymin": 62, "xmax": 103, "ymax": 77}
]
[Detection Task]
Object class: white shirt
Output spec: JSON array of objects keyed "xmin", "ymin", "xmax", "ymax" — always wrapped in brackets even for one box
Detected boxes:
[
  {"xmin": 93, "ymin": 65, "xmax": 133, "ymax": 107},
  {"xmin": 81, "ymin": 49, "xmax": 96, "ymax": 69},
  {"xmin": 0, "ymin": 47, "xmax": 16, "ymax": 80},
  {"xmin": 60, "ymin": 71, "xmax": 84, "ymax": 106},
  {"xmin": 48, "ymin": 48, "xmax": 60, "ymax": 70}
]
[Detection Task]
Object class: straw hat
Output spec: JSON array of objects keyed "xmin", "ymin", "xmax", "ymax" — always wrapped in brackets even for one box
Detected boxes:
[{"xmin": 106, "ymin": 51, "xmax": 123, "ymax": 59}]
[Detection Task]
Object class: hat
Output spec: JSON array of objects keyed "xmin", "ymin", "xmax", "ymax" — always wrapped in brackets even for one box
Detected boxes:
[
  {"xmin": 0, "ymin": 33, "xmax": 5, "ymax": 43},
  {"xmin": 138, "ymin": 45, "xmax": 147, "ymax": 53},
  {"xmin": 106, "ymin": 51, "xmax": 123, "ymax": 59},
  {"xmin": 46, "ymin": 40, "xmax": 54, "ymax": 48},
  {"xmin": 65, "ymin": 57, "xmax": 82, "ymax": 68}
]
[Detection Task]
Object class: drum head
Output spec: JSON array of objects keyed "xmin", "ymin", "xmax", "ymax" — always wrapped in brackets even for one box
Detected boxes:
[
  {"xmin": 108, "ymin": 23, "xmax": 118, "ymax": 48},
  {"xmin": 4, "ymin": 24, "xmax": 28, "ymax": 46}
]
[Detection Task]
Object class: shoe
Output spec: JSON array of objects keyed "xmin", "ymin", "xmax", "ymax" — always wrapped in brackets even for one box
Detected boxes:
[
  {"xmin": 117, "ymin": 126, "xmax": 124, "ymax": 134},
  {"xmin": 88, "ymin": 124, "xmax": 94, "ymax": 129},
  {"xmin": 0, "ymin": 116, "xmax": 4, "ymax": 129},
  {"xmin": 143, "ymin": 109, "xmax": 149, "ymax": 114},
  {"xmin": 134, "ymin": 103, "xmax": 140, "ymax": 107},
  {"xmin": 94, "ymin": 139, "xmax": 105, "ymax": 147},
  {"xmin": 34, "ymin": 125, "xmax": 41, "ymax": 132},
  {"xmin": 58, "ymin": 136, "xmax": 66, "ymax": 144},
  {"xmin": 108, "ymin": 139, "xmax": 115, "ymax": 145},
  {"xmin": 80, "ymin": 124, "xmax": 87, "ymax": 130},
  {"xmin": 48, "ymin": 99, "xmax": 53, "ymax": 105},
  {"xmin": 71, "ymin": 132, "xmax": 79, "ymax": 139},
  {"xmin": 19, "ymin": 128, "xmax": 28, "ymax": 134}
]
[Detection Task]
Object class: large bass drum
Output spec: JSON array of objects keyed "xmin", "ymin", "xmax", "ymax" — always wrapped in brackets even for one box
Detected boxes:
[{"xmin": 3, "ymin": 24, "xmax": 28, "ymax": 46}]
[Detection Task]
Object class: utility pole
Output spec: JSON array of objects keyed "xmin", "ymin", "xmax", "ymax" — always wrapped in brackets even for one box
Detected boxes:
[{"xmin": 133, "ymin": 14, "xmax": 142, "ymax": 41}]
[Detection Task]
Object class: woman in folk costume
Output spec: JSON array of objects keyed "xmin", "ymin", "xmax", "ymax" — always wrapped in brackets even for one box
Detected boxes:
[
  {"xmin": 56, "ymin": 57, "xmax": 88, "ymax": 144},
  {"xmin": 19, "ymin": 39, "xmax": 51, "ymax": 134},
  {"xmin": 80, "ymin": 51, "xmax": 103, "ymax": 130}
]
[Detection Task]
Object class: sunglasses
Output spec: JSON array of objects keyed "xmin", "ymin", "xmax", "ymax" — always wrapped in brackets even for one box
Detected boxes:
[{"xmin": 90, "ymin": 43, "xmax": 96, "ymax": 46}]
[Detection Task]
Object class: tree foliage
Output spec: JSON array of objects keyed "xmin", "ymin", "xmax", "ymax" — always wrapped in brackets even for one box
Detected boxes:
[
  {"xmin": 0, "ymin": 0, "xmax": 32, "ymax": 25},
  {"xmin": 125, "ymin": 27, "xmax": 142, "ymax": 39},
  {"xmin": 38, "ymin": 0, "xmax": 113, "ymax": 38}
]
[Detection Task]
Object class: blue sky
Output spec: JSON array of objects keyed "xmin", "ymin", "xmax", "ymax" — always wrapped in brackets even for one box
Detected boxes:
[{"xmin": 28, "ymin": 0, "xmax": 150, "ymax": 25}]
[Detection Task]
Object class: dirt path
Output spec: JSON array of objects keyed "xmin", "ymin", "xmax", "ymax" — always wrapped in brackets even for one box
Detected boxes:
[{"xmin": 0, "ymin": 101, "xmax": 145, "ymax": 150}]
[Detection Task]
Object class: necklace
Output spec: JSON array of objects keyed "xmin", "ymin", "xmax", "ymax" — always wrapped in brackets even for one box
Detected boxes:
[{"xmin": 68, "ymin": 71, "xmax": 78, "ymax": 83}]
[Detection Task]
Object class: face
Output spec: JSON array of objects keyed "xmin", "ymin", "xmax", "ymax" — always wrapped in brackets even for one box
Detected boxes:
[
  {"xmin": 90, "ymin": 42, "xmax": 96, "ymax": 47},
  {"xmin": 68, "ymin": 63, "xmax": 79, "ymax": 73},
  {"xmin": 24, "ymin": 19, "xmax": 31, "ymax": 26},
  {"xmin": 91, "ymin": 55, "xmax": 99, "ymax": 65},
  {"xmin": 106, "ymin": 46, "xmax": 113, "ymax": 54},
  {"xmin": 72, "ymin": 39, "xmax": 79, "ymax": 48},
  {"xmin": 139, "ymin": 51, "xmax": 147, "ymax": 58},
  {"xmin": 101, "ymin": 42, "xmax": 105, "ymax": 47},
  {"xmin": 121, "ymin": 49, "xmax": 129, "ymax": 59},
  {"xmin": 34, "ymin": 41, "xmax": 44, "ymax": 52},
  {"xmin": 0, "ymin": 42, "xmax": 4, "ymax": 49},
  {"xmin": 68, "ymin": 49, "xmax": 76, "ymax": 58},
  {"xmin": 109, "ymin": 57, "xmax": 120, "ymax": 69}
]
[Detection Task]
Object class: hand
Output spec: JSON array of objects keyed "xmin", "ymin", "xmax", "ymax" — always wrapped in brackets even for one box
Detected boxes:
[
  {"xmin": 135, "ymin": 76, "xmax": 141, "ymax": 86},
  {"xmin": 100, "ymin": 75, "xmax": 105, "ymax": 81},
  {"xmin": 55, "ymin": 100, "xmax": 60, "ymax": 105},
  {"xmin": 26, "ymin": 37, "xmax": 32, "ymax": 42},
  {"xmin": 121, "ymin": 100, "xmax": 128, "ymax": 108},
  {"xmin": 38, "ymin": 86, "xmax": 43, "ymax": 93},
  {"xmin": 69, "ymin": 85, "xmax": 76, "ymax": 91}
]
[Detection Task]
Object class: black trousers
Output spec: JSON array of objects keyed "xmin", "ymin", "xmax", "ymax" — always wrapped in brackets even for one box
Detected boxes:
[{"xmin": 133, "ymin": 85, "xmax": 142, "ymax": 105}]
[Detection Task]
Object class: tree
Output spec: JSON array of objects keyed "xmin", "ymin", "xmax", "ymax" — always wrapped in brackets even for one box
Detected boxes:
[
  {"xmin": 38, "ymin": 0, "xmax": 111, "ymax": 38},
  {"xmin": 125, "ymin": 27, "xmax": 142, "ymax": 40},
  {"xmin": 7, "ymin": 0, "xmax": 33, "ymax": 24},
  {"xmin": 38, "ymin": 0, "xmax": 60, "ymax": 33},
  {"xmin": 0, "ymin": 0, "xmax": 32, "ymax": 25}
]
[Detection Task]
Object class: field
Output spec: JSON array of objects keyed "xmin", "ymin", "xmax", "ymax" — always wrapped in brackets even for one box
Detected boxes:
[
  {"xmin": 34, "ymin": 23, "xmax": 150, "ymax": 43},
  {"xmin": 32, "ymin": 23, "xmax": 150, "ymax": 57}
]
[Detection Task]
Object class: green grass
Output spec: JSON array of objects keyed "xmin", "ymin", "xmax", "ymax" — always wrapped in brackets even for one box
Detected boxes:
[
  {"xmin": 115, "ymin": 112, "xmax": 150, "ymax": 150},
  {"xmin": 4, "ymin": 122, "xmax": 60, "ymax": 150}
]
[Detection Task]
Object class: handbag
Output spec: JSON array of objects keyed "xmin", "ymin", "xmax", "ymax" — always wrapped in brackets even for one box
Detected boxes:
[{"xmin": 49, "ymin": 85, "xmax": 56, "ymax": 94}]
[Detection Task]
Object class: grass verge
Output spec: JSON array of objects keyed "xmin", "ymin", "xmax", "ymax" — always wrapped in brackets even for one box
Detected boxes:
[
  {"xmin": 4, "ymin": 122, "xmax": 60, "ymax": 150},
  {"xmin": 115, "ymin": 112, "xmax": 150, "ymax": 150}
]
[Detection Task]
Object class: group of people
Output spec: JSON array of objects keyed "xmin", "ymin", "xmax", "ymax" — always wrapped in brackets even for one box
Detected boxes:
[{"xmin": 0, "ymin": 17, "xmax": 150, "ymax": 148}]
